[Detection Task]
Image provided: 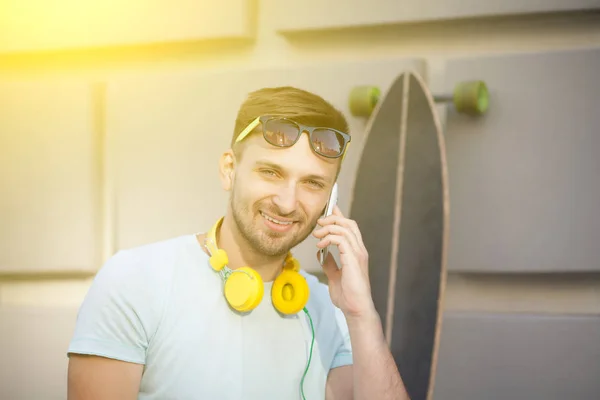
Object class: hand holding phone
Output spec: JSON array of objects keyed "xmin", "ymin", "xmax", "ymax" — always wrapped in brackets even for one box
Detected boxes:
[{"xmin": 318, "ymin": 182, "xmax": 338, "ymax": 266}]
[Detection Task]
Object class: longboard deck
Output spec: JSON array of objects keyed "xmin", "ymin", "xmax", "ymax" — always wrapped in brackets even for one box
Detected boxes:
[{"xmin": 349, "ymin": 71, "xmax": 449, "ymax": 400}]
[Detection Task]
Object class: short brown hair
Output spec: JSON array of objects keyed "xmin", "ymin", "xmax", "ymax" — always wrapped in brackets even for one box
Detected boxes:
[{"xmin": 231, "ymin": 86, "xmax": 350, "ymax": 154}]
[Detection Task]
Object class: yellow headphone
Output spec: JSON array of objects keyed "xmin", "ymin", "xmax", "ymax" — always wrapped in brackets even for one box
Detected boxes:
[{"xmin": 203, "ymin": 217, "xmax": 310, "ymax": 315}]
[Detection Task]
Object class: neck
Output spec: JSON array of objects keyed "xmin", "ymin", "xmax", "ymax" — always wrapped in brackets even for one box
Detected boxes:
[{"xmin": 216, "ymin": 215, "xmax": 287, "ymax": 282}]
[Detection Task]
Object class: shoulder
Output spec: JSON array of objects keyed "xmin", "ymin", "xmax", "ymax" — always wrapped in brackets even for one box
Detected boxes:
[
  {"xmin": 69, "ymin": 235, "xmax": 197, "ymax": 363},
  {"xmin": 84, "ymin": 235, "xmax": 197, "ymax": 323},
  {"xmin": 95, "ymin": 235, "xmax": 192, "ymax": 286}
]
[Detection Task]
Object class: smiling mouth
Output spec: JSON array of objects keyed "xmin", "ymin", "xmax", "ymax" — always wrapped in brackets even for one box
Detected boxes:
[{"xmin": 260, "ymin": 211, "xmax": 294, "ymax": 226}]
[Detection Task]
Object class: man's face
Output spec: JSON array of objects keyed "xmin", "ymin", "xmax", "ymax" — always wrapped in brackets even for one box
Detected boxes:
[{"xmin": 229, "ymin": 131, "xmax": 339, "ymax": 257}]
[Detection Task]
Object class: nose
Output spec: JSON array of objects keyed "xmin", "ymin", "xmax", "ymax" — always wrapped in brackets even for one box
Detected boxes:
[{"xmin": 272, "ymin": 184, "xmax": 298, "ymax": 216}]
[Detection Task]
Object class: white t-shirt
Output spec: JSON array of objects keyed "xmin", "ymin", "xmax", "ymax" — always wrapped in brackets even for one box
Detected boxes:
[{"xmin": 68, "ymin": 234, "xmax": 353, "ymax": 400}]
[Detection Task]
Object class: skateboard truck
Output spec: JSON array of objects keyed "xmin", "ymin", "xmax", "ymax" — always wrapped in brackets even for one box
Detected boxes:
[
  {"xmin": 434, "ymin": 80, "xmax": 489, "ymax": 116},
  {"xmin": 349, "ymin": 80, "xmax": 489, "ymax": 117}
]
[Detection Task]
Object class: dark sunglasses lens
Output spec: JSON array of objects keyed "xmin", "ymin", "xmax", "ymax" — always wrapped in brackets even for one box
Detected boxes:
[
  {"xmin": 264, "ymin": 119, "xmax": 299, "ymax": 146},
  {"xmin": 312, "ymin": 129, "xmax": 345, "ymax": 157}
]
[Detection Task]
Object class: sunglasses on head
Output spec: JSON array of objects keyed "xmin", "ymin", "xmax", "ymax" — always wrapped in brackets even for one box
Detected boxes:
[{"xmin": 235, "ymin": 115, "xmax": 351, "ymax": 159}]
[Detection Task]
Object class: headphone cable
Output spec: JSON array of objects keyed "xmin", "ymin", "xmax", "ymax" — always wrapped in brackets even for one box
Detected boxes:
[{"xmin": 300, "ymin": 307, "xmax": 315, "ymax": 400}]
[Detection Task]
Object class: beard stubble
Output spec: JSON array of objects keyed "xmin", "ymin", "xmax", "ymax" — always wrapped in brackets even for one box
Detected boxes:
[{"xmin": 229, "ymin": 182, "xmax": 320, "ymax": 257}]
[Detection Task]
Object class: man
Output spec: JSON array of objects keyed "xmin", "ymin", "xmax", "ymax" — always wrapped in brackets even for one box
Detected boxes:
[{"xmin": 67, "ymin": 86, "xmax": 409, "ymax": 400}]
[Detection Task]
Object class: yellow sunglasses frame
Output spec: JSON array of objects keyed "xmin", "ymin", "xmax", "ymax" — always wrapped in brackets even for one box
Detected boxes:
[{"xmin": 235, "ymin": 115, "xmax": 351, "ymax": 162}]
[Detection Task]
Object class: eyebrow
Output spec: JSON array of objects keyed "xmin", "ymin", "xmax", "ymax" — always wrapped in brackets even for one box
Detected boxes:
[{"xmin": 254, "ymin": 160, "xmax": 328, "ymax": 183}]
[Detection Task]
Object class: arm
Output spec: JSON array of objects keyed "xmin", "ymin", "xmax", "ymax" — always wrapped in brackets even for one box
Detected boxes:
[
  {"xmin": 68, "ymin": 354, "xmax": 143, "ymax": 400},
  {"xmin": 315, "ymin": 206, "xmax": 410, "ymax": 400},
  {"xmin": 66, "ymin": 250, "xmax": 167, "ymax": 399},
  {"xmin": 325, "ymin": 311, "xmax": 409, "ymax": 400},
  {"xmin": 345, "ymin": 309, "xmax": 409, "ymax": 400},
  {"xmin": 325, "ymin": 365, "xmax": 353, "ymax": 400}
]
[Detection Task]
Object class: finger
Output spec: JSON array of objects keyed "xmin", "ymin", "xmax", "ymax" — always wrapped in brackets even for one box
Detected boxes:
[
  {"xmin": 317, "ymin": 236, "xmax": 364, "ymax": 277},
  {"xmin": 313, "ymin": 223, "xmax": 362, "ymax": 255},
  {"xmin": 317, "ymin": 230, "xmax": 369, "ymax": 276},
  {"xmin": 318, "ymin": 211, "xmax": 366, "ymax": 252},
  {"xmin": 317, "ymin": 234, "xmax": 361, "ymax": 274},
  {"xmin": 316, "ymin": 233, "xmax": 358, "ymax": 260}
]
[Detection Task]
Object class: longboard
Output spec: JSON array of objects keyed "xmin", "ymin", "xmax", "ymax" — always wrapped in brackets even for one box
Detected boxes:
[{"xmin": 348, "ymin": 70, "xmax": 450, "ymax": 400}]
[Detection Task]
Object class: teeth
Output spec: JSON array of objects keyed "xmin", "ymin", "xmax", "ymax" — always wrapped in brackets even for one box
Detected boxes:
[{"xmin": 262, "ymin": 212, "xmax": 292, "ymax": 225}]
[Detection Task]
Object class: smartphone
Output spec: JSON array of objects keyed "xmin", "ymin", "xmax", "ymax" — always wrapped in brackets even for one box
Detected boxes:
[{"xmin": 319, "ymin": 182, "xmax": 338, "ymax": 266}]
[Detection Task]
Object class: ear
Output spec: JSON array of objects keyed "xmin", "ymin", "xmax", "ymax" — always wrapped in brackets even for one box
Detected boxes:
[{"xmin": 219, "ymin": 149, "xmax": 236, "ymax": 191}]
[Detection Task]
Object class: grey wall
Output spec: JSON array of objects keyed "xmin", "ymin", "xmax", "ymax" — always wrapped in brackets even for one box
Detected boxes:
[
  {"xmin": 0, "ymin": 306, "xmax": 78, "ymax": 400},
  {"xmin": 444, "ymin": 47, "xmax": 600, "ymax": 274},
  {"xmin": 433, "ymin": 311, "xmax": 600, "ymax": 400},
  {"xmin": 431, "ymin": 47, "xmax": 600, "ymax": 400}
]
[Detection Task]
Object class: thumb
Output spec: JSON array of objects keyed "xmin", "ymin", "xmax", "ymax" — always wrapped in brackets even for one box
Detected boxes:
[{"xmin": 332, "ymin": 204, "xmax": 344, "ymax": 217}]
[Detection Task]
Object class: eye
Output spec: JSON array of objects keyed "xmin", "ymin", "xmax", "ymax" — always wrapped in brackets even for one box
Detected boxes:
[
  {"xmin": 260, "ymin": 169, "xmax": 278, "ymax": 177},
  {"xmin": 306, "ymin": 180, "xmax": 324, "ymax": 189}
]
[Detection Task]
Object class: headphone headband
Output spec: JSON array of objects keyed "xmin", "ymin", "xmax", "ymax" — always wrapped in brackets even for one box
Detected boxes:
[{"xmin": 204, "ymin": 217, "xmax": 223, "ymax": 257}]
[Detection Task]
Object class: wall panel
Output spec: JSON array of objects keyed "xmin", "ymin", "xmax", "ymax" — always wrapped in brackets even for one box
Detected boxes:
[
  {"xmin": 0, "ymin": 0, "xmax": 255, "ymax": 54},
  {"xmin": 270, "ymin": 0, "xmax": 600, "ymax": 33},
  {"xmin": 0, "ymin": 305, "xmax": 78, "ymax": 400},
  {"xmin": 0, "ymin": 80, "xmax": 101, "ymax": 274},
  {"xmin": 442, "ymin": 48, "xmax": 600, "ymax": 273},
  {"xmin": 434, "ymin": 311, "xmax": 600, "ymax": 400}
]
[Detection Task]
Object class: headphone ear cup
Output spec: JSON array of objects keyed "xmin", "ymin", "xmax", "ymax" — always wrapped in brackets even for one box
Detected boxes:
[
  {"xmin": 272, "ymin": 270, "xmax": 310, "ymax": 315},
  {"xmin": 209, "ymin": 248, "xmax": 228, "ymax": 271},
  {"xmin": 224, "ymin": 267, "xmax": 264, "ymax": 312}
]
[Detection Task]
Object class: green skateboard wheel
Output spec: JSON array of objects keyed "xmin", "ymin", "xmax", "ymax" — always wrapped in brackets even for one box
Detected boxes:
[
  {"xmin": 349, "ymin": 85, "xmax": 380, "ymax": 117},
  {"xmin": 453, "ymin": 80, "xmax": 489, "ymax": 115}
]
